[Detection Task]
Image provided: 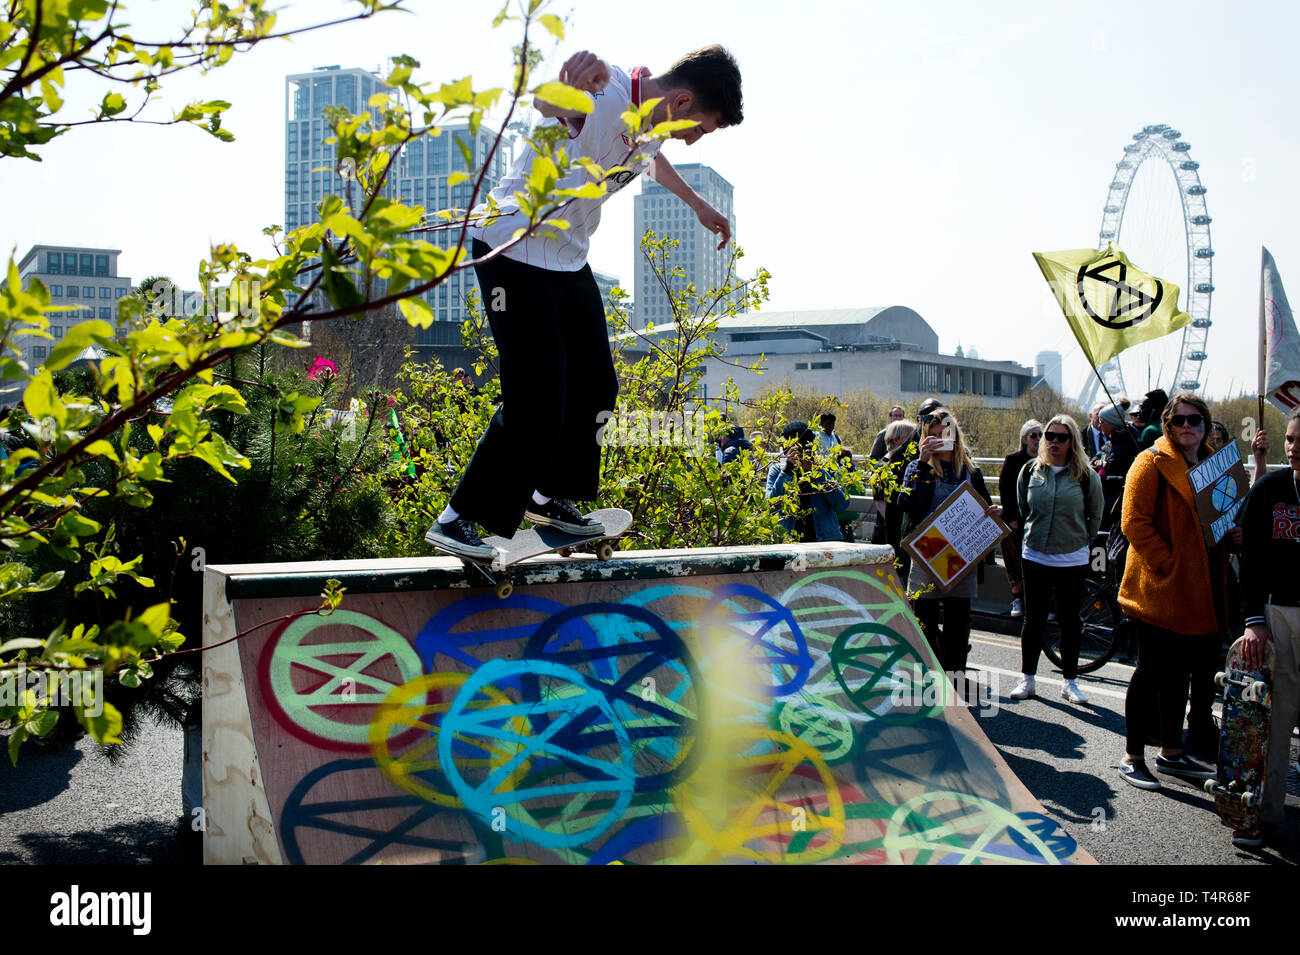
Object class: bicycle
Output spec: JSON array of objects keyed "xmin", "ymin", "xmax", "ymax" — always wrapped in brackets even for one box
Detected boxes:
[{"xmin": 1041, "ymin": 530, "xmax": 1131, "ymax": 674}]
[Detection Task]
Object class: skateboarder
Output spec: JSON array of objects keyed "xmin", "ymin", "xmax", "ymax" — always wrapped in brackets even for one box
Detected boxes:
[
  {"xmin": 1232, "ymin": 408, "xmax": 1300, "ymax": 846},
  {"xmin": 425, "ymin": 46, "xmax": 743, "ymax": 559}
]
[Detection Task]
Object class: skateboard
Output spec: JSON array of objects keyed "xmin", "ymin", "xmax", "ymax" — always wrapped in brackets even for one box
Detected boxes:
[
  {"xmin": 1203, "ymin": 635, "xmax": 1274, "ymax": 834},
  {"xmin": 434, "ymin": 508, "xmax": 632, "ymax": 599}
]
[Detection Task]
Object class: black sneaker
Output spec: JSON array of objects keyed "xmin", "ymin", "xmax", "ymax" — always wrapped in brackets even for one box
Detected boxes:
[
  {"xmin": 524, "ymin": 499, "xmax": 604, "ymax": 537},
  {"xmin": 425, "ymin": 518, "xmax": 497, "ymax": 561},
  {"xmin": 1117, "ymin": 759, "xmax": 1161, "ymax": 790},
  {"xmin": 1154, "ymin": 752, "xmax": 1215, "ymax": 781}
]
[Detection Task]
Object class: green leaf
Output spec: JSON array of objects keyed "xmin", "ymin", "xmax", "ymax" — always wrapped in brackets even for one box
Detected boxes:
[
  {"xmin": 538, "ymin": 14, "xmax": 565, "ymax": 39},
  {"xmin": 532, "ymin": 83, "xmax": 594, "ymax": 115},
  {"xmin": 454, "ymin": 134, "xmax": 473, "ymax": 172},
  {"xmin": 77, "ymin": 701, "xmax": 123, "ymax": 745},
  {"xmin": 22, "ymin": 371, "xmax": 64, "ymax": 425},
  {"xmin": 84, "ymin": 439, "xmax": 120, "ymax": 463},
  {"xmin": 0, "ymin": 637, "xmax": 45, "ymax": 654},
  {"xmin": 8, "ymin": 728, "xmax": 27, "ymax": 766},
  {"xmin": 45, "ymin": 319, "xmax": 113, "ymax": 371},
  {"xmin": 398, "ymin": 296, "xmax": 434, "ymax": 329},
  {"xmin": 320, "ymin": 242, "xmax": 366, "ymax": 311},
  {"xmin": 557, "ymin": 182, "xmax": 605, "ymax": 200},
  {"xmin": 101, "ymin": 92, "xmax": 127, "ymax": 116},
  {"xmin": 26, "ymin": 708, "xmax": 59, "ymax": 738}
]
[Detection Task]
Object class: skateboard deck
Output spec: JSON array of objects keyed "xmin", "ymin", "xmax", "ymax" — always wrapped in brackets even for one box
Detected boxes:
[
  {"xmin": 1204, "ymin": 635, "xmax": 1274, "ymax": 833},
  {"xmin": 436, "ymin": 508, "xmax": 632, "ymax": 598}
]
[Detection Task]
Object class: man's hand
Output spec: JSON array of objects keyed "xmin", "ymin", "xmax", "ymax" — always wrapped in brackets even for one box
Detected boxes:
[
  {"xmin": 694, "ymin": 202, "xmax": 731, "ymax": 249},
  {"xmin": 559, "ymin": 51, "xmax": 609, "ymax": 94},
  {"xmin": 984, "ymin": 504, "xmax": 1002, "ymax": 520},
  {"xmin": 1243, "ymin": 623, "xmax": 1272, "ymax": 670}
]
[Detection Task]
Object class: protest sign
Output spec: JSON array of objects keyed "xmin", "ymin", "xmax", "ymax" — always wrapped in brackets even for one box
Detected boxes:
[
  {"xmin": 902, "ymin": 481, "xmax": 1009, "ymax": 594},
  {"xmin": 1188, "ymin": 441, "xmax": 1250, "ymax": 547}
]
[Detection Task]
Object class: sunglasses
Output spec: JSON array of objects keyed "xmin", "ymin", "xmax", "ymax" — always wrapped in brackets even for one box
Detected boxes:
[
  {"xmin": 1044, "ymin": 431, "xmax": 1071, "ymax": 443},
  {"xmin": 1026, "ymin": 432, "xmax": 1042, "ymax": 440},
  {"xmin": 1170, "ymin": 414, "xmax": 1204, "ymax": 428}
]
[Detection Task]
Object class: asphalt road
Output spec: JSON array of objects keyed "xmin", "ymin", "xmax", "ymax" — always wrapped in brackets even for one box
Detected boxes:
[
  {"xmin": 968, "ymin": 627, "xmax": 1300, "ymax": 865},
  {"xmin": 1, "ymin": 629, "xmax": 1295, "ymax": 866}
]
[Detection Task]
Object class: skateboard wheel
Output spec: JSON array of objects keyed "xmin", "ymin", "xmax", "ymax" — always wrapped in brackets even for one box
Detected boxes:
[
  {"xmin": 1214, "ymin": 671, "xmax": 1226, "ymax": 688},
  {"xmin": 1242, "ymin": 791, "xmax": 1258, "ymax": 808},
  {"xmin": 596, "ymin": 542, "xmax": 614, "ymax": 561},
  {"xmin": 1203, "ymin": 779, "xmax": 1217, "ymax": 795},
  {"xmin": 495, "ymin": 581, "xmax": 513, "ymax": 600}
]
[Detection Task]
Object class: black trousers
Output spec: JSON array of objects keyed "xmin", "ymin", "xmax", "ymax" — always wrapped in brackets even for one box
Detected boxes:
[
  {"xmin": 1186, "ymin": 630, "xmax": 1223, "ymax": 742},
  {"xmin": 913, "ymin": 598, "xmax": 971, "ymax": 674},
  {"xmin": 1019, "ymin": 560, "xmax": 1087, "ymax": 681},
  {"xmin": 1124, "ymin": 620, "xmax": 1196, "ymax": 756},
  {"xmin": 450, "ymin": 241, "xmax": 618, "ymax": 538}
]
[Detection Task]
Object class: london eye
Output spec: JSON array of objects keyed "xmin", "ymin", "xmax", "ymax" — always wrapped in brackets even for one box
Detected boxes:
[{"xmin": 1078, "ymin": 124, "xmax": 1214, "ymax": 409}]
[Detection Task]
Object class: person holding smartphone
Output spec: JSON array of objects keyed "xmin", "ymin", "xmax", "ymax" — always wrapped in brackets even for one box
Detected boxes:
[{"xmin": 901, "ymin": 409, "xmax": 1000, "ymax": 674}]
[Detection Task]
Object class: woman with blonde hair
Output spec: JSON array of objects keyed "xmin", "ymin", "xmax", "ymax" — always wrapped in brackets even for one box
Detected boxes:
[
  {"xmin": 901, "ymin": 408, "xmax": 999, "ymax": 673},
  {"xmin": 1008, "ymin": 414, "xmax": 1103, "ymax": 704}
]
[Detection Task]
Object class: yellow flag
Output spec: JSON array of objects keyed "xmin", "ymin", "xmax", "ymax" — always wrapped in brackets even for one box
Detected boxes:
[{"xmin": 1032, "ymin": 243, "xmax": 1191, "ymax": 367}]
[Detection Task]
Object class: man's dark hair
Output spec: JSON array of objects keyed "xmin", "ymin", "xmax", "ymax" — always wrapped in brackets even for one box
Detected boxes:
[
  {"xmin": 781, "ymin": 420, "xmax": 813, "ymax": 446},
  {"xmin": 660, "ymin": 45, "xmax": 743, "ymax": 127}
]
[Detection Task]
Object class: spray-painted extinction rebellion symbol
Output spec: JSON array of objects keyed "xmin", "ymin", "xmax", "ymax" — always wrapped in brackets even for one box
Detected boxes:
[{"xmin": 1076, "ymin": 255, "xmax": 1165, "ymax": 330}]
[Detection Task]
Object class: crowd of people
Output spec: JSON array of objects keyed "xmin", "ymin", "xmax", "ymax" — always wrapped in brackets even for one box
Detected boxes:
[{"xmin": 758, "ymin": 391, "xmax": 1297, "ymax": 851}]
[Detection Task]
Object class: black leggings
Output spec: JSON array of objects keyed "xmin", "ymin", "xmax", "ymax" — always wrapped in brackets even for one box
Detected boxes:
[
  {"xmin": 1019, "ymin": 560, "xmax": 1087, "ymax": 680},
  {"xmin": 913, "ymin": 598, "xmax": 971, "ymax": 674},
  {"xmin": 1124, "ymin": 621, "xmax": 1197, "ymax": 756}
]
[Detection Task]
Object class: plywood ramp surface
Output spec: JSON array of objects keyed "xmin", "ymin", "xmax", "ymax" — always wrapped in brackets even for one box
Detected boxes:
[{"xmin": 202, "ymin": 544, "xmax": 1095, "ymax": 865}]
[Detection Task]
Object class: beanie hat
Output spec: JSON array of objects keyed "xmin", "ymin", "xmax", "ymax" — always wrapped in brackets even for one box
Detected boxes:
[{"xmin": 1099, "ymin": 405, "xmax": 1125, "ymax": 427}]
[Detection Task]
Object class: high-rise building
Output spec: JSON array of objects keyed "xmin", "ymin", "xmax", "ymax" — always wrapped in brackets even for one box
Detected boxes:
[
  {"xmin": 1035, "ymin": 349, "xmax": 1063, "ymax": 394},
  {"xmin": 632, "ymin": 163, "xmax": 738, "ymax": 329},
  {"xmin": 12, "ymin": 245, "xmax": 132, "ymax": 379},
  {"xmin": 285, "ymin": 66, "xmax": 512, "ymax": 341}
]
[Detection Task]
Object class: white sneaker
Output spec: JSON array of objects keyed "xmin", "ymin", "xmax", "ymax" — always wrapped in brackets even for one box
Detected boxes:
[
  {"xmin": 1062, "ymin": 679, "xmax": 1088, "ymax": 704},
  {"xmin": 1008, "ymin": 676, "xmax": 1036, "ymax": 700},
  {"xmin": 1009, "ymin": 597, "xmax": 1024, "ymax": 618}
]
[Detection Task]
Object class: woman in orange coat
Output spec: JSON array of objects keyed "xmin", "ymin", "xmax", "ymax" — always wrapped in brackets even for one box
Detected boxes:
[{"xmin": 1116, "ymin": 393, "xmax": 1227, "ymax": 790}]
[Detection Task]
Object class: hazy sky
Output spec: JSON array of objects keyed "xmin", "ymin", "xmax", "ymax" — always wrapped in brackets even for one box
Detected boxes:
[{"xmin": 7, "ymin": 0, "xmax": 1297, "ymax": 405}]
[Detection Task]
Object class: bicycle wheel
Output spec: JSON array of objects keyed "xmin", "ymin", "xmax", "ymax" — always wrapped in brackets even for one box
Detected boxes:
[{"xmin": 1042, "ymin": 578, "xmax": 1120, "ymax": 674}]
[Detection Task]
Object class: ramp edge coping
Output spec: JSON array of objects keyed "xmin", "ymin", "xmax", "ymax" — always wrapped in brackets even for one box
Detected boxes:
[{"xmin": 213, "ymin": 542, "xmax": 895, "ymax": 601}]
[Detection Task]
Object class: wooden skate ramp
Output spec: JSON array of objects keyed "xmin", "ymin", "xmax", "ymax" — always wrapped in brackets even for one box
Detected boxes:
[{"xmin": 201, "ymin": 543, "xmax": 1094, "ymax": 864}]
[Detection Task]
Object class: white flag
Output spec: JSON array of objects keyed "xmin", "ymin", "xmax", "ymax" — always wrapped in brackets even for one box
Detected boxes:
[{"xmin": 1261, "ymin": 248, "xmax": 1300, "ymax": 413}]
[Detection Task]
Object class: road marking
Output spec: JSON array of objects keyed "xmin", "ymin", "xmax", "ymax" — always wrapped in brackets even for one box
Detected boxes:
[
  {"xmin": 971, "ymin": 633, "xmax": 1021, "ymax": 651},
  {"xmin": 973, "ymin": 663, "xmax": 1129, "ymax": 702}
]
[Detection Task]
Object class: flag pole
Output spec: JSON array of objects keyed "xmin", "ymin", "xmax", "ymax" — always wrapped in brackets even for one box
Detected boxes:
[
  {"xmin": 1258, "ymin": 247, "xmax": 1268, "ymax": 429},
  {"xmin": 1083, "ymin": 355, "xmax": 1124, "ymax": 420}
]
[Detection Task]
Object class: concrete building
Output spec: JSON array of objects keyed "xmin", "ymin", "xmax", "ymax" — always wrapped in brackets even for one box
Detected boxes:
[
  {"xmin": 624, "ymin": 306, "xmax": 1035, "ymax": 408},
  {"xmin": 1035, "ymin": 349, "xmax": 1063, "ymax": 394},
  {"xmin": 593, "ymin": 269, "xmax": 622, "ymax": 316},
  {"xmin": 632, "ymin": 163, "xmax": 739, "ymax": 329},
  {"xmin": 285, "ymin": 66, "xmax": 512, "ymax": 343},
  {"xmin": 13, "ymin": 245, "xmax": 133, "ymax": 375}
]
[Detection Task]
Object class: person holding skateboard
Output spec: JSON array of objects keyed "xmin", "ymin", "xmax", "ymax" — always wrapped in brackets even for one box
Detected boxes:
[
  {"xmin": 425, "ymin": 46, "xmax": 743, "ymax": 559},
  {"xmin": 1232, "ymin": 408, "xmax": 1300, "ymax": 846}
]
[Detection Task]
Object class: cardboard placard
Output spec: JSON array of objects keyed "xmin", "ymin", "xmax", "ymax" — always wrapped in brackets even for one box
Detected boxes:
[
  {"xmin": 902, "ymin": 480, "xmax": 1009, "ymax": 593},
  {"xmin": 1188, "ymin": 441, "xmax": 1250, "ymax": 547}
]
